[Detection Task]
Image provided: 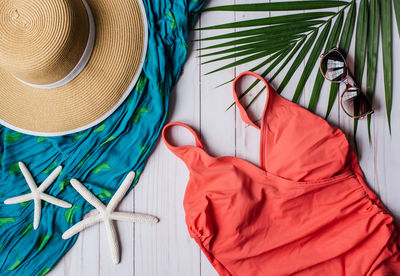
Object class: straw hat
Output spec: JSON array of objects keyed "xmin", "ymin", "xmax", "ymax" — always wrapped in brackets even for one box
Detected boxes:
[{"xmin": 0, "ymin": 0, "xmax": 148, "ymax": 136}]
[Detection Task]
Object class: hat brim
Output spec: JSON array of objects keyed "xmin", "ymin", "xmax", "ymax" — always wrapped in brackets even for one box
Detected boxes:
[{"xmin": 0, "ymin": 0, "xmax": 148, "ymax": 136}]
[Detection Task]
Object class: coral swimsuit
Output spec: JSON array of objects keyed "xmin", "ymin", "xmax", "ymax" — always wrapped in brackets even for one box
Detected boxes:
[{"xmin": 162, "ymin": 72, "xmax": 400, "ymax": 275}]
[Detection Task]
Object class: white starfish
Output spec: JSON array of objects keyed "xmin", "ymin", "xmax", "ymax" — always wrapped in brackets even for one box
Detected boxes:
[
  {"xmin": 4, "ymin": 162, "xmax": 72, "ymax": 229},
  {"xmin": 62, "ymin": 171, "xmax": 159, "ymax": 264}
]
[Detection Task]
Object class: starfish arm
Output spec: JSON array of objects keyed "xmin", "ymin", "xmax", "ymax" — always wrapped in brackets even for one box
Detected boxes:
[
  {"xmin": 70, "ymin": 179, "xmax": 106, "ymax": 211},
  {"xmin": 111, "ymin": 211, "xmax": 159, "ymax": 224},
  {"xmin": 4, "ymin": 194, "xmax": 33, "ymax": 204},
  {"xmin": 39, "ymin": 166, "xmax": 63, "ymax": 192},
  {"xmin": 40, "ymin": 193, "xmax": 72, "ymax": 208},
  {"xmin": 104, "ymin": 219, "xmax": 120, "ymax": 264},
  {"xmin": 19, "ymin": 162, "xmax": 38, "ymax": 193},
  {"xmin": 62, "ymin": 214, "xmax": 102, "ymax": 239},
  {"xmin": 33, "ymin": 198, "xmax": 42, "ymax": 230},
  {"xmin": 107, "ymin": 171, "xmax": 135, "ymax": 212}
]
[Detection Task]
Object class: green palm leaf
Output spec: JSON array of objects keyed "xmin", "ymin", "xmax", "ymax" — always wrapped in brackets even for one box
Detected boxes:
[
  {"xmin": 308, "ymin": 11, "xmax": 344, "ymax": 111},
  {"xmin": 204, "ymin": 1, "xmax": 348, "ymax": 12},
  {"xmin": 218, "ymin": 51, "xmax": 285, "ymax": 89},
  {"xmin": 270, "ymin": 37, "xmax": 306, "ymax": 82},
  {"xmin": 351, "ymin": 0, "xmax": 368, "ymax": 141},
  {"xmin": 200, "ymin": 39, "xmax": 297, "ymax": 61},
  {"xmin": 198, "ymin": 35, "xmax": 302, "ymax": 55},
  {"xmin": 394, "ymin": 0, "xmax": 400, "ymax": 37},
  {"xmin": 354, "ymin": 0, "xmax": 368, "ymax": 86},
  {"xmin": 245, "ymin": 47, "xmax": 295, "ymax": 109},
  {"xmin": 326, "ymin": 1, "xmax": 356, "ymax": 118},
  {"xmin": 198, "ymin": 21, "xmax": 322, "ymax": 41},
  {"xmin": 247, "ymin": 39, "xmax": 306, "ymax": 100},
  {"xmin": 206, "ymin": 48, "xmax": 293, "ymax": 75},
  {"xmin": 278, "ymin": 31, "xmax": 318, "ymax": 93},
  {"xmin": 366, "ymin": 0, "xmax": 380, "ymax": 142},
  {"xmin": 198, "ymin": 12, "xmax": 335, "ymax": 30},
  {"xmin": 339, "ymin": 2, "xmax": 357, "ymax": 54},
  {"xmin": 198, "ymin": 0, "xmax": 399, "ymax": 138},
  {"xmin": 226, "ymin": 48, "xmax": 291, "ymax": 110},
  {"xmin": 381, "ymin": 0, "xmax": 393, "ymax": 133},
  {"xmin": 293, "ymin": 20, "xmax": 332, "ymax": 103}
]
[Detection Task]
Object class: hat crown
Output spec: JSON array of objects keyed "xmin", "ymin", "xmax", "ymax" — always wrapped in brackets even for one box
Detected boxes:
[{"xmin": 0, "ymin": 0, "xmax": 89, "ymax": 86}]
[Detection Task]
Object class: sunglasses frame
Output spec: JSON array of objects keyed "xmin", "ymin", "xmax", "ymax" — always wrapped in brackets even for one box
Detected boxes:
[{"xmin": 319, "ymin": 48, "xmax": 374, "ymax": 119}]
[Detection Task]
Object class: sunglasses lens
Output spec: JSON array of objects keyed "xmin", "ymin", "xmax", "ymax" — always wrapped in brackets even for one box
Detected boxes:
[
  {"xmin": 341, "ymin": 88, "xmax": 373, "ymax": 118},
  {"xmin": 321, "ymin": 51, "xmax": 347, "ymax": 82}
]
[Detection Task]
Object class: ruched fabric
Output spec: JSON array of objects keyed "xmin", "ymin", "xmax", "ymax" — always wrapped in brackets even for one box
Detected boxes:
[{"xmin": 163, "ymin": 71, "xmax": 400, "ymax": 276}]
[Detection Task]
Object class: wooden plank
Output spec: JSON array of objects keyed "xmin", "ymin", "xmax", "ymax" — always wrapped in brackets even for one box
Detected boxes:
[
  {"xmin": 351, "ymin": 0, "xmax": 375, "ymax": 192},
  {"xmin": 199, "ymin": 1, "xmax": 236, "ymax": 275},
  {"xmin": 134, "ymin": 17, "xmax": 202, "ymax": 276},
  {"xmin": 373, "ymin": 7, "xmax": 400, "ymax": 218},
  {"xmin": 50, "ymin": 210, "xmax": 100, "ymax": 276},
  {"xmin": 385, "ymin": 8, "xmax": 400, "ymax": 217}
]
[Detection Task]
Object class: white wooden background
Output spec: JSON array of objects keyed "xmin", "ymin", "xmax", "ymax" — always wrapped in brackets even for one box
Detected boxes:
[{"xmin": 50, "ymin": 1, "xmax": 400, "ymax": 275}]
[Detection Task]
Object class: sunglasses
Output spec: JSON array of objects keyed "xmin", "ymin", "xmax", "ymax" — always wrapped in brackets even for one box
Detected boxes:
[{"xmin": 320, "ymin": 48, "xmax": 374, "ymax": 119}]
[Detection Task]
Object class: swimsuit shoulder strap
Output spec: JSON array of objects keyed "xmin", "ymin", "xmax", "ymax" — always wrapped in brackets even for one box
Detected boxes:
[
  {"xmin": 162, "ymin": 122, "xmax": 205, "ymax": 166},
  {"xmin": 232, "ymin": 71, "xmax": 271, "ymax": 130}
]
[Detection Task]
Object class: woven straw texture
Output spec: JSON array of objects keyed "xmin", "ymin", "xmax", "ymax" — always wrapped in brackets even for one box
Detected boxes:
[{"xmin": 0, "ymin": 0, "xmax": 146, "ymax": 134}]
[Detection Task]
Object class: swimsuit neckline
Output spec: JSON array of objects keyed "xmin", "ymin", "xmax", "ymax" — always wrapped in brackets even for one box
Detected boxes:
[{"xmin": 178, "ymin": 144, "xmax": 355, "ymax": 187}]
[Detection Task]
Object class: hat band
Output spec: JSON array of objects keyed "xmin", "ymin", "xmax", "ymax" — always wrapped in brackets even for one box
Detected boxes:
[{"xmin": 15, "ymin": 0, "xmax": 96, "ymax": 89}]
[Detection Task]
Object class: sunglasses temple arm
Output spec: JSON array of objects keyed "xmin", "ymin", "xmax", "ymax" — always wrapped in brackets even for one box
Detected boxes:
[{"xmin": 344, "ymin": 72, "xmax": 358, "ymax": 89}]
